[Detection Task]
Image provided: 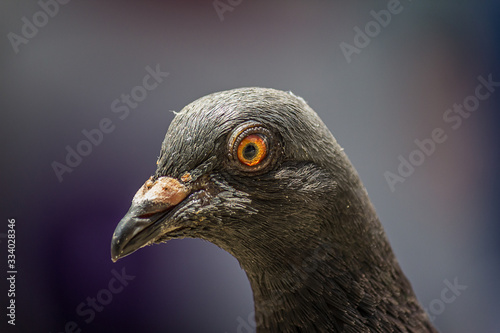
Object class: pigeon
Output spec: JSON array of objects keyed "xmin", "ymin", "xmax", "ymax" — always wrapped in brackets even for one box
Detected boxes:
[{"xmin": 111, "ymin": 87, "xmax": 437, "ymax": 332}]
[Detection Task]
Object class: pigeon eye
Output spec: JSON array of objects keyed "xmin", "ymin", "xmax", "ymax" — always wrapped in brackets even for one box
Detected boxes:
[
  {"xmin": 228, "ymin": 122, "xmax": 277, "ymax": 173},
  {"xmin": 237, "ymin": 134, "xmax": 267, "ymax": 166}
]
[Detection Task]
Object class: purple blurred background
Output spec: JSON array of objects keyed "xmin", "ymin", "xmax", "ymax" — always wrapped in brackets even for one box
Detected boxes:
[{"xmin": 1, "ymin": 1, "xmax": 499, "ymax": 332}]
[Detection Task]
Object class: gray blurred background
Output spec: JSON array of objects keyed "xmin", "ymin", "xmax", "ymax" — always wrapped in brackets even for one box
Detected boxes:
[{"xmin": 1, "ymin": 1, "xmax": 499, "ymax": 332}]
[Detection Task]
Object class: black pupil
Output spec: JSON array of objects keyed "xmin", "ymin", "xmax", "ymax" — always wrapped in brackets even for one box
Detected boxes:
[{"xmin": 243, "ymin": 143, "xmax": 258, "ymax": 160}]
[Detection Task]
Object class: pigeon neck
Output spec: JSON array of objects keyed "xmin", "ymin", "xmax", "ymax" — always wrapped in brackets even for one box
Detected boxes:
[
  {"xmin": 241, "ymin": 237, "xmax": 431, "ymax": 332},
  {"xmin": 237, "ymin": 203, "xmax": 433, "ymax": 332},
  {"xmin": 243, "ymin": 246, "xmax": 344, "ymax": 332}
]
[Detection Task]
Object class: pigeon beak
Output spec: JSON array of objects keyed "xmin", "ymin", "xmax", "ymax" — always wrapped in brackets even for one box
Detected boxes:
[{"xmin": 111, "ymin": 176, "xmax": 189, "ymax": 262}]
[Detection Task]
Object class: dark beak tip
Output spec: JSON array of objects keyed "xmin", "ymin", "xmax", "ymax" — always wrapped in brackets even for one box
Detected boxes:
[
  {"xmin": 110, "ymin": 214, "xmax": 140, "ymax": 263},
  {"xmin": 110, "ymin": 233, "xmax": 121, "ymax": 262},
  {"xmin": 111, "ymin": 246, "xmax": 128, "ymax": 263},
  {"xmin": 110, "ymin": 231, "xmax": 140, "ymax": 263},
  {"xmin": 110, "ymin": 245, "xmax": 121, "ymax": 263}
]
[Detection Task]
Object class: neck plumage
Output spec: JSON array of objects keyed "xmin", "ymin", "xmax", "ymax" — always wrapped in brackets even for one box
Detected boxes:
[
  {"xmin": 243, "ymin": 237, "xmax": 435, "ymax": 332},
  {"xmin": 238, "ymin": 200, "xmax": 437, "ymax": 333},
  {"xmin": 211, "ymin": 158, "xmax": 436, "ymax": 332}
]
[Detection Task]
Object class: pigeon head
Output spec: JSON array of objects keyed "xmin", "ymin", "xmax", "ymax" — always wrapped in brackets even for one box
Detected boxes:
[
  {"xmin": 111, "ymin": 88, "xmax": 365, "ymax": 267},
  {"xmin": 111, "ymin": 87, "xmax": 436, "ymax": 332}
]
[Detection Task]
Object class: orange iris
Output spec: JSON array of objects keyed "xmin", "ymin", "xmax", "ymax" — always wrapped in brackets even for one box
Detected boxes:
[{"xmin": 237, "ymin": 134, "xmax": 267, "ymax": 166}]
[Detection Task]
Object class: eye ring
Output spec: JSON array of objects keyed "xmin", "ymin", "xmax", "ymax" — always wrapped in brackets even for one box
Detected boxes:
[{"xmin": 228, "ymin": 122, "xmax": 277, "ymax": 173}]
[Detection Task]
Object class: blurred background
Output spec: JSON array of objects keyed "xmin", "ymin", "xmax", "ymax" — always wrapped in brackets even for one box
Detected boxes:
[{"xmin": 1, "ymin": 0, "xmax": 499, "ymax": 332}]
